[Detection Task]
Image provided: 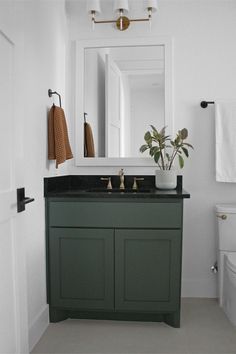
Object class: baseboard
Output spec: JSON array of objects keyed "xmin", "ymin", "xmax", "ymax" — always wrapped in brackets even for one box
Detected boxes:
[
  {"xmin": 29, "ymin": 304, "xmax": 49, "ymax": 352},
  {"xmin": 181, "ymin": 278, "xmax": 217, "ymax": 298}
]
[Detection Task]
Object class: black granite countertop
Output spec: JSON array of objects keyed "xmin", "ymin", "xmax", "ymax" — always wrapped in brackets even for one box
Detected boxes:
[{"xmin": 44, "ymin": 175, "xmax": 190, "ymax": 199}]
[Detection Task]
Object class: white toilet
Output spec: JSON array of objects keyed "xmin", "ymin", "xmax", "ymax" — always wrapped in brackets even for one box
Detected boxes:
[{"xmin": 216, "ymin": 204, "xmax": 236, "ymax": 326}]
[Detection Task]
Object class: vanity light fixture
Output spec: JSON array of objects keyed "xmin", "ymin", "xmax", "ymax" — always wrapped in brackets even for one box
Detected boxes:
[{"xmin": 87, "ymin": 0, "xmax": 158, "ymax": 31}]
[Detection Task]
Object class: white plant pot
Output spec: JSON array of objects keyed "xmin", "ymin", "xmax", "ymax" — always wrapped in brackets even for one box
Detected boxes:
[{"xmin": 155, "ymin": 169, "xmax": 177, "ymax": 190}]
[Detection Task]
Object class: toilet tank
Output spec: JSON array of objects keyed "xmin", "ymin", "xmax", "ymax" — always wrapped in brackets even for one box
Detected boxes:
[{"xmin": 216, "ymin": 204, "xmax": 236, "ymax": 251}]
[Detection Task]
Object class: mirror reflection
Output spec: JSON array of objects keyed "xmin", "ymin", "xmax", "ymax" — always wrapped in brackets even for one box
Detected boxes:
[{"xmin": 84, "ymin": 45, "xmax": 165, "ymax": 158}]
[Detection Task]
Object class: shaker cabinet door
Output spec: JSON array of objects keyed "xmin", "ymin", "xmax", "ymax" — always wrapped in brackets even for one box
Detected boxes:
[
  {"xmin": 49, "ymin": 228, "xmax": 114, "ymax": 310},
  {"xmin": 115, "ymin": 229, "xmax": 182, "ymax": 312}
]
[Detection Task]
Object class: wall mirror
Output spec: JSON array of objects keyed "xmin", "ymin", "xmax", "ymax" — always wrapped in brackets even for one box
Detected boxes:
[{"xmin": 75, "ymin": 37, "xmax": 173, "ymax": 166}]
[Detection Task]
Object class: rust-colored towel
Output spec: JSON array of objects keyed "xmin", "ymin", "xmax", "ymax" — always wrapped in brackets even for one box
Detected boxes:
[
  {"xmin": 48, "ymin": 105, "xmax": 73, "ymax": 168},
  {"xmin": 84, "ymin": 122, "xmax": 95, "ymax": 157}
]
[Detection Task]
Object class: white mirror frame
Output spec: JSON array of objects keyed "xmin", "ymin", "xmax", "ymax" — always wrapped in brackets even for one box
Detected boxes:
[{"xmin": 75, "ymin": 37, "xmax": 173, "ymax": 167}]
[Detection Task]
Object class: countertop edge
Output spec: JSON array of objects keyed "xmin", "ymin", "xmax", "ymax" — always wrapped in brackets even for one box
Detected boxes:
[{"xmin": 44, "ymin": 189, "xmax": 190, "ymax": 199}]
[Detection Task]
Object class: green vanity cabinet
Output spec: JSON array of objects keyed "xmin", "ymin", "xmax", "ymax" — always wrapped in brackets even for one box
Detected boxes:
[
  {"xmin": 49, "ymin": 228, "xmax": 114, "ymax": 310},
  {"xmin": 46, "ymin": 198, "xmax": 184, "ymax": 327},
  {"xmin": 115, "ymin": 229, "xmax": 182, "ymax": 313}
]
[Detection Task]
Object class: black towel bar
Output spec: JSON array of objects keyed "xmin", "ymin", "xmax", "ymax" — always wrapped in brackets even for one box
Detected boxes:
[
  {"xmin": 200, "ymin": 101, "xmax": 215, "ymax": 108},
  {"xmin": 48, "ymin": 89, "xmax": 62, "ymax": 107}
]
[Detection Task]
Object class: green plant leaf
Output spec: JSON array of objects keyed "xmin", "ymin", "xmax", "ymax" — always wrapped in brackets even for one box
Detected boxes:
[
  {"xmin": 182, "ymin": 147, "xmax": 189, "ymax": 157},
  {"xmin": 160, "ymin": 126, "xmax": 166, "ymax": 136},
  {"xmin": 179, "ymin": 128, "xmax": 188, "ymax": 140},
  {"xmin": 166, "ymin": 152, "xmax": 171, "ymax": 161},
  {"xmin": 150, "ymin": 125, "xmax": 157, "ymax": 132},
  {"xmin": 184, "ymin": 142, "xmax": 194, "ymax": 149},
  {"xmin": 139, "ymin": 144, "xmax": 149, "ymax": 153},
  {"xmin": 153, "ymin": 130, "xmax": 161, "ymax": 140},
  {"xmin": 150, "ymin": 146, "xmax": 159, "ymax": 156},
  {"xmin": 154, "ymin": 151, "xmax": 161, "ymax": 164},
  {"xmin": 144, "ymin": 131, "xmax": 152, "ymax": 144},
  {"xmin": 175, "ymin": 136, "xmax": 181, "ymax": 145},
  {"xmin": 178, "ymin": 154, "xmax": 184, "ymax": 169},
  {"xmin": 140, "ymin": 125, "xmax": 193, "ymax": 168}
]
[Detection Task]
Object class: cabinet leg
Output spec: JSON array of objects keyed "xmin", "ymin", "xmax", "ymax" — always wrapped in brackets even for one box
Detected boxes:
[
  {"xmin": 49, "ymin": 307, "xmax": 68, "ymax": 323},
  {"xmin": 164, "ymin": 311, "xmax": 180, "ymax": 328}
]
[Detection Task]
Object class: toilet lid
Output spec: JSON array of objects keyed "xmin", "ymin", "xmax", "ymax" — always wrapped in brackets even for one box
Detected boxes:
[
  {"xmin": 216, "ymin": 204, "xmax": 236, "ymax": 213},
  {"xmin": 226, "ymin": 254, "xmax": 236, "ymax": 273}
]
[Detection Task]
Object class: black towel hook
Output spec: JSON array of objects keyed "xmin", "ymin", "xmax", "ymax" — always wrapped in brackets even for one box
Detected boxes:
[
  {"xmin": 200, "ymin": 101, "xmax": 215, "ymax": 108},
  {"xmin": 48, "ymin": 89, "xmax": 62, "ymax": 107}
]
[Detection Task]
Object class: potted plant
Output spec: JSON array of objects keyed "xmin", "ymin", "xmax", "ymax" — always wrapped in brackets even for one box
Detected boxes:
[{"xmin": 140, "ymin": 126, "xmax": 193, "ymax": 189}]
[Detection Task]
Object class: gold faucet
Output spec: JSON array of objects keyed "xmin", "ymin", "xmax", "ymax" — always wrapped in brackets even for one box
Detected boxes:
[
  {"xmin": 119, "ymin": 169, "xmax": 125, "ymax": 190},
  {"xmin": 100, "ymin": 177, "xmax": 112, "ymax": 190},
  {"xmin": 132, "ymin": 177, "xmax": 144, "ymax": 190}
]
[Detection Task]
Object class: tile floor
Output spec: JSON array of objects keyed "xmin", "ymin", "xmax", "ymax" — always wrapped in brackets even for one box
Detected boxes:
[{"xmin": 31, "ymin": 298, "xmax": 236, "ymax": 354}]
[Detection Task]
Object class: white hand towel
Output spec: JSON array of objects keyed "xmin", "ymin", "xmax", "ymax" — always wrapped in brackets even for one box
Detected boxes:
[{"xmin": 215, "ymin": 101, "xmax": 236, "ymax": 182}]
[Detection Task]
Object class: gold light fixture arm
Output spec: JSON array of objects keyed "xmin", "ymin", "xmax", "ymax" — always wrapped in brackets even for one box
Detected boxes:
[
  {"xmin": 89, "ymin": 4, "xmax": 156, "ymax": 31},
  {"xmin": 94, "ymin": 19, "xmax": 117, "ymax": 24},
  {"xmin": 129, "ymin": 18, "xmax": 150, "ymax": 23},
  {"xmin": 92, "ymin": 16, "xmax": 152, "ymax": 31}
]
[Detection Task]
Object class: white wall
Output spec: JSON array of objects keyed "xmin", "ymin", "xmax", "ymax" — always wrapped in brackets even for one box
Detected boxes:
[
  {"xmin": 66, "ymin": 0, "xmax": 236, "ymax": 297},
  {"xmin": 11, "ymin": 0, "xmax": 70, "ymax": 350}
]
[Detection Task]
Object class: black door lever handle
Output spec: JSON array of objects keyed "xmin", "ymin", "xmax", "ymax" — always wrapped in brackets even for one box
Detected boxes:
[
  {"xmin": 22, "ymin": 197, "xmax": 35, "ymax": 205},
  {"xmin": 17, "ymin": 188, "xmax": 35, "ymax": 212}
]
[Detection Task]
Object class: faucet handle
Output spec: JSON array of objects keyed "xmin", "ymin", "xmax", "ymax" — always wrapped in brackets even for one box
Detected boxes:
[
  {"xmin": 119, "ymin": 168, "xmax": 125, "ymax": 190},
  {"xmin": 100, "ymin": 177, "xmax": 112, "ymax": 190},
  {"xmin": 119, "ymin": 168, "xmax": 124, "ymax": 176},
  {"xmin": 132, "ymin": 177, "xmax": 144, "ymax": 190}
]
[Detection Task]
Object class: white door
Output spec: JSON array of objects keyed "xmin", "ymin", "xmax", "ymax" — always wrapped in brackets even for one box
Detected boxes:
[
  {"xmin": 0, "ymin": 18, "xmax": 29, "ymax": 354},
  {"xmin": 105, "ymin": 54, "xmax": 121, "ymax": 157}
]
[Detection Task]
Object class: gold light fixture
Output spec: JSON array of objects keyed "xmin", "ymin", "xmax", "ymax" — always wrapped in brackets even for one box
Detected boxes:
[{"xmin": 87, "ymin": 0, "xmax": 158, "ymax": 31}]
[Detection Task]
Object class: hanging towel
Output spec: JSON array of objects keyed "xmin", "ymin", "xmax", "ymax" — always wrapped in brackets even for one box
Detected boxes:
[
  {"xmin": 48, "ymin": 105, "xmax": 73, "ymax": 168},
  {"xmin": 215, "ymin": 101, "xmax": 236, "ymax": 182},
  {"xmin": 84, "ymin": 122, "xmax": 95, "ymax": 157}
]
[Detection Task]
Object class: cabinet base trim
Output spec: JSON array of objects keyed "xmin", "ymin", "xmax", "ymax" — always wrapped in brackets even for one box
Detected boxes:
[{"xmin": 49, "ymin": 307, "xmax": 180, "ymax": 328}]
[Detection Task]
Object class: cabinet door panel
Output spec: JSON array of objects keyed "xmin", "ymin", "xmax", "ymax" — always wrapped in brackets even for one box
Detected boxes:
[
  {"xmin": 49, "ymin": 228, "xmax": 114, "ymax": 310},
  {"xmin": 115, "ymin": 229, "xmax": 182, "ymax": 312}
]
